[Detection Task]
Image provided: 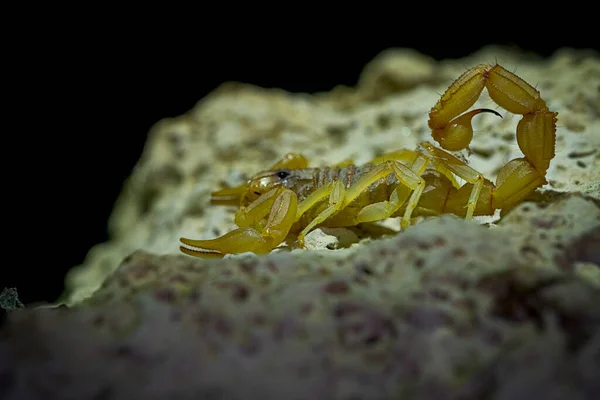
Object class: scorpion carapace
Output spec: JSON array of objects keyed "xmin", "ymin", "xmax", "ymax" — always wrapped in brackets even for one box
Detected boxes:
[{"xmin": 180, "ymin": 64, "xmax": 558, "ymax": 258}]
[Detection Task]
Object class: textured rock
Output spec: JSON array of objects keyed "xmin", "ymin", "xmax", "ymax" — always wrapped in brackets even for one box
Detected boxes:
[
  {"xmin": 62, "ymin": 47, "xmax": 600, "ymax": 305},
  {"xmin": 2, "ymin": 196, "xmax": 600, "ymax": 399},
  {"xmin": 2, "ymin": 47, "xmax": 600, "ymax": 399}
]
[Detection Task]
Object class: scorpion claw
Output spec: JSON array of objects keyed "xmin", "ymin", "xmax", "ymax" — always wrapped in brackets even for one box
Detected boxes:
[
  {"xmin": 179, "ymin": 245, "xmax": 225, "ymax": 258},
  {"xmin": 179, "ymin": 227, "xmax": 274, "ymax": 258}
]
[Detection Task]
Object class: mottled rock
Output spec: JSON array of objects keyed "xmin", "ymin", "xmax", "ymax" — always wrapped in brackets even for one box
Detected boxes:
[
  {"xmin": 303, "ymin": 227, "xmax": 360, "ymax": 251},
  {"xmin": 63, "ymin": 47, "xmax": 599, "ymax": 306},
  {"xmin": 3, "ymin": 197, "xmax": 600, "ymax": 399}
]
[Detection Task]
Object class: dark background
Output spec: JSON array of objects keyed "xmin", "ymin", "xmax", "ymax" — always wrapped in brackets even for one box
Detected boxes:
[{"xmin": 5, "ymin": 23, "xmax": 598, "ymax": 306}]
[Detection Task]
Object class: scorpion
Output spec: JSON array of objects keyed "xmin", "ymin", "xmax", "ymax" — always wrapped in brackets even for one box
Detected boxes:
[{"xmin": 179, "ymin": 64, "xmax": 557, "ymax": 258}]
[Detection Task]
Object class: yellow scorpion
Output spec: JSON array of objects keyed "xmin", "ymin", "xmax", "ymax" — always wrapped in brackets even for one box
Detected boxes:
[{"xmin": 180, "ymin": 64, "xmax": 557, "ymax": 258}]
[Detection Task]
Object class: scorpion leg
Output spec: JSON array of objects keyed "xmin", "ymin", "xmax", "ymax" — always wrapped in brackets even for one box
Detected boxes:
[
  {"xmin": 296, "ymin": 180, "xmax": 347, "ymax": 247},
  {"xmin": 180, "ymin": 187, "xmax": 298, "ymax": 257},
  {"xmin": 333, "ymin": 148, "xmax": 420, "ymax": 168},
  {"xmin": 295, "ymin": 157, "xmax": 427, "ymax": 245},
  {"xmin": 368, "ymin": 148, "xmax": 419, "ymax": 165},
  {"xmin": 352, "ymin": 160, "xmax": 427, "ymax": 229},
  {"xmin": 295, "ymin": 157, "xmax": 426, "ymax": 245},
  {"xmin": 372, "ymin": 147, "xmax": 463, "ymax": 188},
  {"xmin": 420, "ymin": 141, "xmax": 490, "ymax": 219}
]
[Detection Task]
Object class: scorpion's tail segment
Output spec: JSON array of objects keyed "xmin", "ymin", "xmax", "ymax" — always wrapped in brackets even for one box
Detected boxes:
[
  {"xmin": 516, "ymin": 109, "xmax": 558, "ymax": 175},
  {"xmin": 180, "ymin": 188, "xmax": 299, "ymax": 258},
  {"xmin": 492, "ymin": 158, "xmax": 548, "ymax": 211},
  {"xmin": 428, "ymin": 64, "xmax": 490, "ymax": 130},
  {"xmin": 428, "ymin": 63, "xmax": 552, "ymax": 153},
  {"xmin": 210, "ymin": 184, "xmax": 248, "ymax": 206},
  {"xmin": 483, "ymin": 64, "xmax": 557, "ymax": 211},
  {"xmin": 428, "ymin": 63, "xmax": 542, "ymax": 130},
  {"xmin": 431, "ymin": 108, "xmax": 503, "ymax": 152},
  {"xmin": 484, "ymin": 64, "xmax": 548, "ymax": 115},
  {"xmin": 486, "ymin": 63, "xmax": 557, "ymax": 174},
  {"xmin": 427, "ymin": 64, "xmax": 506, "ymax": 152},
  {"xmin": 427, "ymin": 63, "xmax": 557, "ymax": 215}
]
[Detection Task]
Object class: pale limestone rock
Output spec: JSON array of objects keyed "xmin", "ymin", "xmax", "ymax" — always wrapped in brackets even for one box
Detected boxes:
[
  {"xmin": 61, "ymin": 47, "xmax": 600, "ymax": 310},
  {"xmin": 355, "ymin": 48, "xmax": 439, "ymax": 100},
  {"xmin": 302, "ymin": 227, "xmax": 361, "ymax": 251}
]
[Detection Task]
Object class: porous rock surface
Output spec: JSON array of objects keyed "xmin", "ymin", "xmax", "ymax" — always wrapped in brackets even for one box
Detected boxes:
[
  {"xmin": 64, "ymin": 45, "xmax": 600, "ymax": 305},
  {"xmin": 2, "ymin": 47, "xmax": 599, "ymax": 399}
]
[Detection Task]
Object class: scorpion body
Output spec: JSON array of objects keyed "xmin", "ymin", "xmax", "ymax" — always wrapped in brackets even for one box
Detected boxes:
[
  {"xmin": 256, "ymin": 161, "xmax": 488, "ymax": 231},
  {"xmin": 288, "ymin": 163, "xmax": 418, "ymax": 228},
  {"xmin": 180, "ymin": 63, "xmax": 557, "ymax": 258}
]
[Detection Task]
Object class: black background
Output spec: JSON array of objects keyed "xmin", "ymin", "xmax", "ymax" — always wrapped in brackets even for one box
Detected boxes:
[{"xmin": 5, "ymin": 17, "xmax": 598, "ymax": 306}]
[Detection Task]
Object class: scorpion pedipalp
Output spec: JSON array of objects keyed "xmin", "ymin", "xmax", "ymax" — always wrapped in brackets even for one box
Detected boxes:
[{"xmin": 180, "ymin": 187, "xmax": 298, "ymax": 257}]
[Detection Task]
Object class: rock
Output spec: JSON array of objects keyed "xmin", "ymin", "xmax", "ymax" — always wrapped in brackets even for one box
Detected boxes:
[
  {"xmin": 3, "ymin": 47, "xmax": 600, "ymax": 399},
  {"xmin": 2, "ymin": 196, "xmax": 600, "ymax": 399},
  {"xmin": 63, "ymin": 47, "xmax": 600, "ymax": 306},
  {"xmin": 356, "ymin": 48, "xmax": 439, "ymax": 101},
  {"xmin": 303, "ymin": 227, "xmax": 360, "ymax": 251}
]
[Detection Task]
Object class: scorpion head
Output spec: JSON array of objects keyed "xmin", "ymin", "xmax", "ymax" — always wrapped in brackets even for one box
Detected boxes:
[{"xmin": 210, "ymin": 168, "xmax": 297, "ymax": 207}]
